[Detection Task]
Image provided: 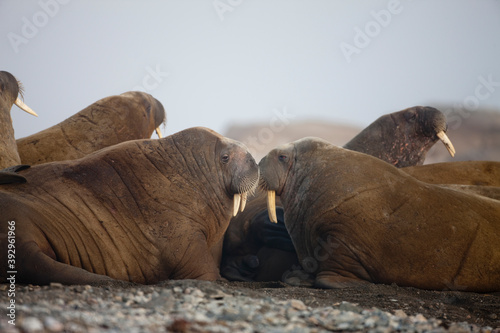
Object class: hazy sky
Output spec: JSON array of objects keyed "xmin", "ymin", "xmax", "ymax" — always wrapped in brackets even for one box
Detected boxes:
[{"xmin": 2, "ymin": 0, "xmax": 500, "ymax": 139}]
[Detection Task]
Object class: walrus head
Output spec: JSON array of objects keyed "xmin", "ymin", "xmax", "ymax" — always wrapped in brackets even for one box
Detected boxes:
[
  {"xmin": 343, "ymin": 106, "xmax": 455, "ymax": 167},
  {"xmin": 161, "ymin": 127, "xmax": 260, "ymax": 217},
  {"xmin": 259, "ymin": 138, "xmax": 330, "ymax": 223},
  {"xmin": 0, "ymin": 71, "xmax": 37, "ymax": 117},
  {"xmin": 217, "ymin": 135, "xmax": 260, "ymax": 215},
  {"xmin": 1, "ymin": 71, "xmax": 37, "ymax": 169}
]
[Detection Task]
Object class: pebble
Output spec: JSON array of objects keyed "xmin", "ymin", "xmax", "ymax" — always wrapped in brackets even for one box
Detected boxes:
[
  {"xmin": 1, "ymin": 282, "xmax": 496, "ymax": 333},
  {"xmin": 20, "ymin": 317, "xmax": 44, "ymax": 333},
  {"xmin": 44, "ymin": 317, "xmax": 64, "ymax": 332}
]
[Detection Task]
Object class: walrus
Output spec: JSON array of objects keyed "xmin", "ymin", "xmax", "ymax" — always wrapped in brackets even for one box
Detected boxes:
[
  {"xmin": 0, "ymin": 127, "xmax": 259, "ymax": 285},
  {"xmin": 260, "ymin": 137, "xmax": 500, "ymax": 292},
  {"xmin": 16, "ymin": 91, "xmax": 165, "ymax": 165},
  {"xmin": 344, "ymin": 106, "xmax": 455, "ymax": 167},
  {"xmin": 0, "ymin": 71, "xmax": 37, "ymax": 170},
  {"xmin": 403, "ymin": 161, "xmax": 500, "ymax": 186},
  {"xmin": 222, "ymin": 161, "xmax": 500, "ymax": 283},
  {"xmin": 221, "ymin": 106, "xmax": 457, "ymax": 282}
]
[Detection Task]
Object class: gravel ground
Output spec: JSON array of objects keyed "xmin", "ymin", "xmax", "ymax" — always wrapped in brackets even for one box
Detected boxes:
[{"xmin": 1, "ymin": 280, "xmax": 499, "ymax": 332}]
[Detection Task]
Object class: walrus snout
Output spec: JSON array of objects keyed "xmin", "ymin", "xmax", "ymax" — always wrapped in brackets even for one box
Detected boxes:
[
  {"xmin": 417, "ymin": 106, "xmax": 456, "ymax": 157},
  {"xmin": 228, "ymin": 149, "xmax": 260, "ymax": 216}
]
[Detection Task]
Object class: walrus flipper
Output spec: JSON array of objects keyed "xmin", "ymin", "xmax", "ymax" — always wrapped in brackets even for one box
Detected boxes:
[
  {"xmin": 1, "ymin": 164, "xmax": 31, "ymax": 173},
  {"xmin": 315, "ymin": 272, "xmax": 371, "ymax": 289},
  {"xmin": 0, "ymin": 165, "xmax": 30, "ymax": 185},
  {"xmin": 16, "ymin": 241, "xmax": 133, "ymax": 286},
  {"xmin": 0, "ymin": 172, "xmax": 26, "ymax": 184}
]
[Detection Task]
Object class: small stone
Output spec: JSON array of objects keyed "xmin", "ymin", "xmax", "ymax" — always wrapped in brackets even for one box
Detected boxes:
[
  {"xmin": 209, "ymin": 290, "xmax": 228, "ymax": 300},
  {"xmin": 49, "ymin": 282, "xmax": 64, "ymax": 289},
  {"xmin": 338, "ymin": 301, "xmax": 361, "ymax": 312},
  {"xmin": 191, "ymin": 289, "xmax": 205, "ymax": 298},
  {"xmin": 413, "ymin": 313, "xmax": 427, "ymax": 322},
  {"xmin": 290, "ymin": 299, "xmax": 307, "ymax": 311},
  {"xmin": 44, "ymin": 317, "xmax": 64, "ymax": 332},
  {"xmin": 393, "ymin": 309, "xmax": 407, "ymax": 318},
  {"xmin": 21, "ymin": 317, "xmax": 44, "ymax": 333},
  {"xmin": 168, "ymin": 318, "xmax": 190, "ymax": 333}
]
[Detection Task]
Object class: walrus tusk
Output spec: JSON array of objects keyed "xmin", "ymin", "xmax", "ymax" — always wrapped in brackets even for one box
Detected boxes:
[
  {"xmin": 240, "ymin": 192, "xmax": 248, "ymax": 212},
  {"xmin": 233, "ymin": 193, "xmax": 241, "ymax": 217},
  {"xmin": 267, "ymin": 190, "xmax": 277, "ymax": 223},
  {"xmin": 436, "ymin": 131, "xmax": 455, "ymax": 157},
  {"xmin": 155, "ymin": 127, "xmax": 163, "ymax": 138},
  {"xmin": 14, "ymin": 97, "xmax": 38, "ymax": 117}
]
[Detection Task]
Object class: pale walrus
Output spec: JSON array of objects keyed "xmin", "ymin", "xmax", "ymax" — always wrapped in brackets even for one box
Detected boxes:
[
  {"xmin": 260, "ymin": 137, "xmax": 500, "ymax": 292},
  {"xmin": 0, "ymin": 127, "xmax": 259, "ymax": 285},
  {"xmin": 0, "ymin": 71, "xmax": 37, "ymax": 170},
  {"xmin": 16, "ymin": 91, "xmax": 165, "ymax": 165},
  {"xmin": 344, "ymin": 106, "xmax": 455, "ymax": 167}
]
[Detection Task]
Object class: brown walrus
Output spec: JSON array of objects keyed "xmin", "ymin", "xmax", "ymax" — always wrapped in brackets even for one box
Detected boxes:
[
  {"xmin": 222, "ymin": 161, "xmax": 500, "ymax": 283},
  {"xmin": 16, "ymin": 91, "xmax": 165, "ymax": 165},
  {"xmin": 260, "ymin": 137, "xmax": 500, "ymax": 292},
  {"xmin": 221, "ymin": 106, "xmax": 457, "ymax": 282},
  {"xmin": 343, "ymin": 106, "xmax": 455, "ymax": 167},
  {"xmin": 403, "ymin": 161, "xmax": 500, "ymax": 186},
  {"xmin": 0, "ymin": 71, "xmax": 37, "ymax": 170},
  {"xmin": 0, "ymin": 127, "xmax": 259, "ymax": 285}
]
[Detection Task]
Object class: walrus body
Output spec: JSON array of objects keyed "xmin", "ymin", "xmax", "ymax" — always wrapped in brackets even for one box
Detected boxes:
[
  {"xmin": 260, "ymin": 138, "xmax": 500, "ymax": 292},
  {"xmin": 221, "ymin": 106, "xmax": 457, "ymax": 282},
  {"xmin": 403, "ymin": 161, "xmax": 500, "ymax": 186},
  {"xmin": 16, "ymin": 91, "xmax": 165, "ymax": 165},
  {"xmin": 0, "ymin": 127, "xmax": 258, "ymax": 285}
]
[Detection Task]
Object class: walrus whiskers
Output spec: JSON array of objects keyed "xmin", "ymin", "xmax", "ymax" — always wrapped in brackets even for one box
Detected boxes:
[{"xmin": 436, "ymin": 131, "xmax": 455, "ymax": 157}]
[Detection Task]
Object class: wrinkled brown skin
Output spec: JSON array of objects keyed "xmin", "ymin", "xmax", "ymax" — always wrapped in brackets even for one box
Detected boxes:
[
  {"xmin": 221, "ymin": 106, "xmax": 454, "ymax": 282},
  {"xmin": 0, "ymin": 127, "xmax": 259, "ymax": 285},
  {"xmin": 259, "ymin": 138, "xmax": 500, "ymax": 292},
  {"xmin": 344, "ymin": 106, "xmax": 449, "ymax": 167},
  {"xmin": 0, "ymin": 71, "xmax": 24, "ymax": 169},
  {"xmin": 16, "ymin": 91, "xmax": 165, "ymax": 165},
  {"xmin": 403, "ymin": 161, "xmax": 500, "ymax": 186},
  {"xmin": 222, "ymin": 161, "xmax": 500, "ymax": 282}
]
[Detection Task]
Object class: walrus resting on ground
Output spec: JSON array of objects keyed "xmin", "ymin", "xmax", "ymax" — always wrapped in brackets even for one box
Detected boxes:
[
  {"xmin": 221, "ymin": 106, "xmax": 457, "ymax": 282},
  {"xmin": 344, "ymin": 106, "xmax": 455, "ymax": 167},
  {"xmin": 260, "ymin": 137, "xmax": 500, "ymax": 292},
  {"xmin": 16, "ymin": 91, "xmax": 165, "ymax": 165},
  {"xmin": 0, "ymin": 127, "xmax": 259, "ymax": 285},
  {"xmin": 402, "ymin": 161, "xmax": 500, "ymax": 186},
  {"xmin": 0, "ymin": 71, "xmax": 37, "ymax": 170}
]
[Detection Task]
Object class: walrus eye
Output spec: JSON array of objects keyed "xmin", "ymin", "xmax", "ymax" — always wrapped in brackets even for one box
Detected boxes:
[
  {"xmin": 221, "ymin": 154, "xmax": 230, "ymax": 164},
  {"xmin": 278, "ymin": 155, "xmax": 288, "ymax": 162}
]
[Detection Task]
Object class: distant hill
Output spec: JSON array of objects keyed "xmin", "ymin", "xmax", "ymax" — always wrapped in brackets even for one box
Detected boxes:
[
  {"xmin": 224, "ymin": 120, "xmax": 361, "ymax": 161},
  {"xmin": 224, "ymin": 109, "xmax": 500, "ymax": 164}
]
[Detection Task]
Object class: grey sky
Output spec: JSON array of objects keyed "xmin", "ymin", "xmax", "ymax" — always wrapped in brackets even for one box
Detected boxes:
[{"xmin": 2, "ymin": 0, "xmax": 500, "ymax": 139}]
